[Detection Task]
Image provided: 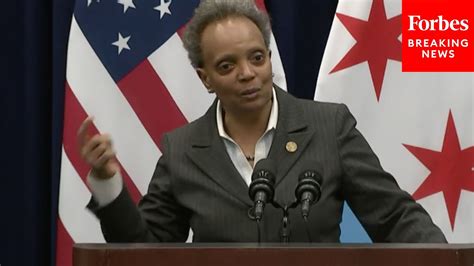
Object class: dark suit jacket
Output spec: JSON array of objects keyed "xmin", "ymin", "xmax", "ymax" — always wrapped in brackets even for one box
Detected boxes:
[{"xmin": 89, "ymin": 87, "xmax": 446, "ymax": 243}]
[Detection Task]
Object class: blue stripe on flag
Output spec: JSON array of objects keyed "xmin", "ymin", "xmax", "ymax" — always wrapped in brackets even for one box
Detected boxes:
[{"xmin": 340, "ymin": 202, "xmax": 371, "ymax": 243}]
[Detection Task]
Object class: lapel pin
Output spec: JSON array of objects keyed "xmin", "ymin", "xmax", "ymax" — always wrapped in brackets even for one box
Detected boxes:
[{"xmin": 286, "ymin": 141, "xmax": 297, "ymax": 153}]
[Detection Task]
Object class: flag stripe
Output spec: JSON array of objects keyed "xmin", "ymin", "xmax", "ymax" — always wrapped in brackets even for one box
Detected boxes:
[
  {"xmin": 148, "ymin": 33, "xmax": 214, "ymax": 122},
  {"xmin": 63, "ymin": 83, "xmax": 142, "ymax": 203},
  {"xmin": 117, "ymin": 59, "xmax": 189, "ymax": 149},
  {"xmin": 255, "ymin": 0, "xmax": 267, "ymax": 12},
  {"xmin": 55, "ymin": 218, "xmax": 74, "ymax": 266},
  {"xmin": 67, "ymin": 17, "xmax": 161, "ymax": 194},
  {"xmin": 268, "ymin": 33, "xmax": 287, "ymax": 91},
  {"xmin": 176, "ymin": 25, "xmax": 186, "ymax": 38},
  {"xmin": 58, "ymin": 149, "xmax": 104, "ymax": 243}
]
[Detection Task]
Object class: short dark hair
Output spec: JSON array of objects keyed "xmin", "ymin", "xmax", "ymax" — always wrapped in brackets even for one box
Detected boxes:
[{"xmin": 182, "ymin": 0, "xmax": 272, "ymax": 68}]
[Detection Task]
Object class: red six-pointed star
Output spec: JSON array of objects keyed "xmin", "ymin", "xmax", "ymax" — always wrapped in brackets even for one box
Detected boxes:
[
  {"xmin": 404, "ymin": 111, "xmax": 474, "ymax": 230},
  {"xmin": 331, "ymin": 0, "xmax": 402, "ymax": 101}
]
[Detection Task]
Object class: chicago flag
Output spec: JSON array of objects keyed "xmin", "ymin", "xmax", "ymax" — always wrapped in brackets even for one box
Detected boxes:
[{"xmin": 315, "ymin": 0, "xmax": 473, "ymax": 243}]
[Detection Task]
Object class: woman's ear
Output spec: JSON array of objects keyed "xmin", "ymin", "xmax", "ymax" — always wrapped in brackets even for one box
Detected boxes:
[{"xmin": 196, "ymin": 68, "xmax": 214, "ymax": 93}]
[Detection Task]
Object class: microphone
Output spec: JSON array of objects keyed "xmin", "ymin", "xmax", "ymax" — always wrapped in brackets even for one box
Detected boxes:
[
  {"xmin": 248, "ymin": 159, "xmax": 276, "ymax": 221},
  {"xmin": 295, "ymin": 162, "xmax": 323, "ymax": 219}
]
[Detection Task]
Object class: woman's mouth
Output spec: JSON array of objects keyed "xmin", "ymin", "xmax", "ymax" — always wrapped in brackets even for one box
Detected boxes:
[{"xmin": 241, "ymin": 88, "xmax": 260, "ymax": 98}]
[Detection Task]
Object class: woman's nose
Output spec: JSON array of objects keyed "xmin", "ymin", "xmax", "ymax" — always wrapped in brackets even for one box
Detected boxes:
[{"xmin": 237, "ymin": 61, "xmax": 256, "ymax": 81}]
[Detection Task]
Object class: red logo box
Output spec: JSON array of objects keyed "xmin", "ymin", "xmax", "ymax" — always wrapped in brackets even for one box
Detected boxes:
[{"xmin": 402, "ymin": 0, "xmax": 473, "ymax": 72}]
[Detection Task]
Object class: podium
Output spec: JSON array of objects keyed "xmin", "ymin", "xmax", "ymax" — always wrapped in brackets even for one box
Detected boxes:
[{"xmin": 73, "ymin": 243, "xmax": 474, "ymax": 266}]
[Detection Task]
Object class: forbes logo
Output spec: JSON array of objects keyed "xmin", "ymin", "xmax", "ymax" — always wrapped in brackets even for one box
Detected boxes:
[{"xmin": 408, "ymin": 15, "xmax": 469, "ymax": 31}]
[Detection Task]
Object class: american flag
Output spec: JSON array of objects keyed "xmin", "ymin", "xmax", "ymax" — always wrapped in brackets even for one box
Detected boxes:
[{"xmin": 56, "ymin": 0, "xmax": 286, "ymax": 265}]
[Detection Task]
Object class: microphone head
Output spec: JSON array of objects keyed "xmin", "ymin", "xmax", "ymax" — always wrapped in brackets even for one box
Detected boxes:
[
  {"xmin": 295, "ymin": 161, "xmax": 323, "ymax": 204},
  {"xmin": 249, "ymin": 158, "xmax": 276, "ymax": 201},
  {"xmin": 252, "ymin": 158, "xmax": 277, "ymax": 182}
]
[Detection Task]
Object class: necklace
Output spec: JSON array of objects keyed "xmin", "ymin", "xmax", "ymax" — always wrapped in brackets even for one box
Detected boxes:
[{"xmin": 245, "ymin": 155, "xmax": 255, "ymax": 161}]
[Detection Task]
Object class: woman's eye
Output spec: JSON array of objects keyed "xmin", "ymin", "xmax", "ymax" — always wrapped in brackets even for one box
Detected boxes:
[
  {"xmin": 252, "ymin": 53, "xmax": 265, "ymax": 63},
  {"xmin": 218, "ymin": 63, "xmax": 233, "ymax": 72}
]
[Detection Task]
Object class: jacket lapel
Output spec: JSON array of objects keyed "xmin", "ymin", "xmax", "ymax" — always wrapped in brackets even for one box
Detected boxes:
[
  {"xmin": 268, "ymin": 87, "xmax": 315, "ymax": 186},
  {"xmin": 186, "ymin": 100, "xmax": 253, "ymax": 206}
]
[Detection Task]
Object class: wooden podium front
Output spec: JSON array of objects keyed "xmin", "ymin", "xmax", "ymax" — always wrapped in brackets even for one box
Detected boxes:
[{"xmin": 73, "ymin": 243, "xmax": 474, "ymax": 266}]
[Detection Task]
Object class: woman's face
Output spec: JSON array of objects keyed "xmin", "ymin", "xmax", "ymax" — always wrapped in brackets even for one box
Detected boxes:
[{"xmin": 196, "ymin": 16, "xmax": 273, "ymax": 115}]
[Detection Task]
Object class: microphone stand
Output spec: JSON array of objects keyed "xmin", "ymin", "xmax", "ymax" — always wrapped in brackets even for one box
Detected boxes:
[
  {"xmin": 249, "ymin": 199, "xmax": 315, "ymax": 243},
  {"xmin": 271, "ymin": 201, "xmax": 299, "ymax": 243}
]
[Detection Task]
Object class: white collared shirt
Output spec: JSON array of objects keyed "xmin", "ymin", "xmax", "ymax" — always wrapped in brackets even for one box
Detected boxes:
[{"xmin": 216, "ymin": 87, "xmax": 278, "ymax": 186}]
